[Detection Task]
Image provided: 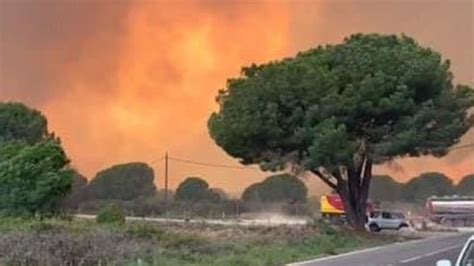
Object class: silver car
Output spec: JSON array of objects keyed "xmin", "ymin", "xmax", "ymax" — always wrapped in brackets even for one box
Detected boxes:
[{"xmin": 367, "ymin": 210, "xmax": 409, "ymax": 232}]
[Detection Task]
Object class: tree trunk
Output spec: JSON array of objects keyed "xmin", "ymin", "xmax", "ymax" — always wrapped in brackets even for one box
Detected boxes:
[
  {"xmin": 311, "ymin": 157, "xmax": 373, "ymax": 231},
  {"xmin": 337, "ymin": 158, "xmax": 373, "ymax": 230},
  {"xmin": 337, "ymin": 185, "xmax": 367, "ymax": 230}
]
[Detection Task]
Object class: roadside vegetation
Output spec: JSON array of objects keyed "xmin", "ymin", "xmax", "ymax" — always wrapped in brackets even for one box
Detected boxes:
[{"xmin": 0, "ymin": 217, "xmax": 402, "ymax": 265}]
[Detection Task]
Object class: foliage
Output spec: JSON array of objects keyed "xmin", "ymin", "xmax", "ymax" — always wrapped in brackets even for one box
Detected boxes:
[
  {"xmin": 241, "ymin": 183, "xmax": 261, "ymax": 202},
  {"xmin": 0, "ymin": 102, "xmax": 49, "ymax": 144},
  {"xmin": 401, "ymin": 172, "xmax": 455, "ymax": 201},
  {"xmin": 0, "ymin": 102, "xmax": 73, "ymax": 216},
  {"xmin": 209, "ymin": 33, "xmax": 474, "ymax": 168},
  {"xmin": 0, "ymin": 218, "xmax": 153, "ymax": 265},
  {"xmin": 78, "ymin": 197, "xmax": 165, "ymax": 217},
  {"xmin": 174, "ymin": 177, "xmax": 222, "ymax": 202},
  {"xmin": 88, "ymin": 162, "xmax": 156, "ymax": 201},
  {"xmin": 0, "ymin": 217, "xmax": 397, "ymax": 266},
  {"xmin": 457, "ymin": 174, "xmax": 474, "ymax": 196},
  {"xmin": 62, "ymin": 171, "xmax": 88, "ymax": 209},
  {"xmin": 241, "ymin": 174, "xmax": 308, "ymax": 203},
  {"xmin": 211, "ymin": 187, "xmax": 229, "ymax": 200},
  {"xmin": 96, "ymin": 204, "xmax": 126, "ymax": 224},
  {"xmin": 209, "ymin": 33, "xmax": 474, "ymax": 228},
  {"xmin": 126, "ymin": 222, "xmax": 164, "ymax": 239},
  {"xmin": 369, "ymin": 175, "xmax": 402, "ymax": 202},
  {"xmin": 0, "ymin": 140, "xmax": 73, "ymax": 216}
]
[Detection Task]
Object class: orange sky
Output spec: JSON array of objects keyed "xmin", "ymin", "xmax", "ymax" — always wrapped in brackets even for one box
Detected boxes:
[{"xmin": 0, "ymin": 0, "xmax": 472, "ymax": 196}]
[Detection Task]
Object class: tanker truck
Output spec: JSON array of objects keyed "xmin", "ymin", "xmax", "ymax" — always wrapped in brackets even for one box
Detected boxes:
[{"xmin": 426, "ymin": 196, "xmax": 474, "ymax": 226}]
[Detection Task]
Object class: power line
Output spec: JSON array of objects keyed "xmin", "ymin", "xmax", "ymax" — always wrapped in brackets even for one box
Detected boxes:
[
  {"xmin": 148, "ymin": 156, "xmax": 166, "ymax": 166},
  {"xmin": 168, "ymin": 156, "xmax": 261, "ymax": 171},
  {"xmin": 448, "ymin": 143, "xmax": 474, "ymax": 151},
  {"xmin": 151, "ymin": 142, "xmax": 474, "ymax": 171}
]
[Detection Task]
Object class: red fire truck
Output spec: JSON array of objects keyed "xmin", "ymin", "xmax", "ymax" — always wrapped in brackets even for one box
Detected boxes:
[{"xmin": 320, "ymin": 194, "xmax": 377, "ymax": 220}]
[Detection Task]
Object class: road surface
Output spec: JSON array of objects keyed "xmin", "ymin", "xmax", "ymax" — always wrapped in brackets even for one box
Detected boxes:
[{"xmin": 290, "ymin": 233, "xmax": 472, "ymax": 266}]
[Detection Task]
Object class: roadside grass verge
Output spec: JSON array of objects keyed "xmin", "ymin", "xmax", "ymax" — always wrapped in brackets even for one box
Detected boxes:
[
  {"xmin": 0, "ymin": 217, "xmax": 400, "ymax": 265},
  {"xmin": 149, "ymin": 229, "xmax": 394, "ymax": 266}
]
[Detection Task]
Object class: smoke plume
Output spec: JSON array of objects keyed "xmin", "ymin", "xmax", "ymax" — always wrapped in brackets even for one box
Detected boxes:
[{"xmin": 1, "ymin": 0, "xmax": 472, "ymax": 195}]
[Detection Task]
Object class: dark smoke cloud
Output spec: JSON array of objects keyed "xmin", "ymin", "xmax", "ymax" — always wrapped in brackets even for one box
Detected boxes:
[
  {"xmin": 290, "ymin": 0, "xmax": 473, "ymax": 184},
  {"xmin": 0, "ymin": 0, "xmax": 472, "ymax": 195},
  {"xmin": 0, "ymin": 0, "xmax": 130, "ymax": 103}
]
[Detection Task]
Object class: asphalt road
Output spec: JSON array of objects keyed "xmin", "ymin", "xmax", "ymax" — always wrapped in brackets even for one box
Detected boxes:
[{"xmin": 290, "ymin": 233, "xmax": 472, "ymax": 266}]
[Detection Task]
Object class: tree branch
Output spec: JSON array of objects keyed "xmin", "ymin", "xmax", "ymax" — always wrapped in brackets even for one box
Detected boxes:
[
  {"xmin": 361, "ymin": 156, "xmax": 372, "ymax": 189},
  {"xmin": 311, "ymin": 169, "xmax": 337, "ymax": 190},
  {"xmin": 329, "ymin": 168, "xmax": 343, "ymax": 184},
  {"xmin": 354, "ymin": 142, "xmax": 367, "ymax": 178},
  {"xmin": 359, "ymin": 156, "xmax": 373, "ymax": 205}
]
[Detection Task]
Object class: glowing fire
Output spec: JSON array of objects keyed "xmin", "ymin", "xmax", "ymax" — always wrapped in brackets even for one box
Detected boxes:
[
  {"xmin": 41, "ymin": 1, "xmax": 295, "ymax": 192},
  {"xmin": 1, "ymin": 0, "xmax": 472, "ymax": 195}
]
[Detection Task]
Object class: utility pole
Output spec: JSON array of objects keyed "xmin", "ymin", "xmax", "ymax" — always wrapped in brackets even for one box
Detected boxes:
[{"xmin": 164, "ymin": 152, "xmax": 169, "ymax": 217}]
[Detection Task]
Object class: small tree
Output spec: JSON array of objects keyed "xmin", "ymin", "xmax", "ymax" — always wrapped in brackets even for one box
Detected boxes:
[
  {"xmin": 88, "ymin": 162, "xmax": 156, "ymax": 201},
  {"xmin": 174, "ymin": 177, "xmax": 221, "ymax": 202},
  {"xmin": 241, "ymin": 174, "xmax": 307, "ymax": 203},
  {"xmin": 369, "ymin": 175, "xmax": 402, "ymax": 202},
  {"xmin": 241, "ymin": 183, "xmax": 262, "ymax": 202},
  {"xmin": 0, "ymin": 102, "xmax": 73, "ymax": 216},
  {"xmin": 0, "ymin": 140, "xmax": 73, "ymax": 216},
  {"xmin": 62, "ymin": 172, "xmax": 88, "ymax": 209},
  {"xmin": 457, "ymin": 174, "xmax": 474, "ymax": 196},
  {"xmin": 210, "ymin": 188, "xmax": 228, "ymax": 200},
  {"xmin": 401, "ymin": 172, "xmax": 455, "ymax": 202},
  {"xmin": 0, "ymin": 102, "xmax": 49, "ymax": 144},
  {"xmin": 209, "ymin": 34, "xmax": 474, "ymax": 229}
]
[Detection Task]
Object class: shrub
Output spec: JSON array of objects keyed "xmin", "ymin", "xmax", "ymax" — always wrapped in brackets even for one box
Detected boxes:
[
  {"xmin": 313, "ymin": 218, "xmax": 337, "ymax": 236},
  {"xmin": 0, "ymin": 229, "xmax": 155, "ymax": 265},
  {"xmin": 0, "ymin": 141, "xmax": 73, "ymax": 216},
  {"xmin": 96, "ymin": 204, "xmax": 125, "ymax": 225},
  {"xmin": 126, "ymin": 223, "xmax": 164, "ymax": 240}
]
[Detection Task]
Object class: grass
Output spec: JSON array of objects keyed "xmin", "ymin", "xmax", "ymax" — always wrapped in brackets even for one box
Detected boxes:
[
  {"xmin": 0, "ymin": 216, "xmax": 400, "ymax": 265},
  {"xmin": 151, "ymin": 230, "xmax": 392, "ymax": 266}
]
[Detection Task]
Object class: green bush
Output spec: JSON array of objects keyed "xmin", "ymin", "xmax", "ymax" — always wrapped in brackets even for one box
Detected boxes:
[
  {"xmin": 0, "ymin": 141, "xmax": 73, "ymax": 216},
  {"xmin": 126, "ymin": 223, "xmax": 164, "ymax": 239},
  {"xmin": 96, "ymin": 204, "xmax": 125, "ymax": 224},
  {"xmin": 313, "ymin": 218, "xmax": 337, "ymax": 236}
]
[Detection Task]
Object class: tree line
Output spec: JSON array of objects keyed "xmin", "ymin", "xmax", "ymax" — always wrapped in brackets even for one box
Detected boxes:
[
  {"xmin": 370, "ymin": 173, "xmax": 474, "ymax": 203},
  {"xmin": 65, "ymin": 163, "xmax": 309, "ymax": 214},
  {"xmin": 0, "ymin": 101, "xmax": 309, "ymax": 218},
  {"xmin": 0, "ymin": 102, "xmax": 471, "ymax": 218}
]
